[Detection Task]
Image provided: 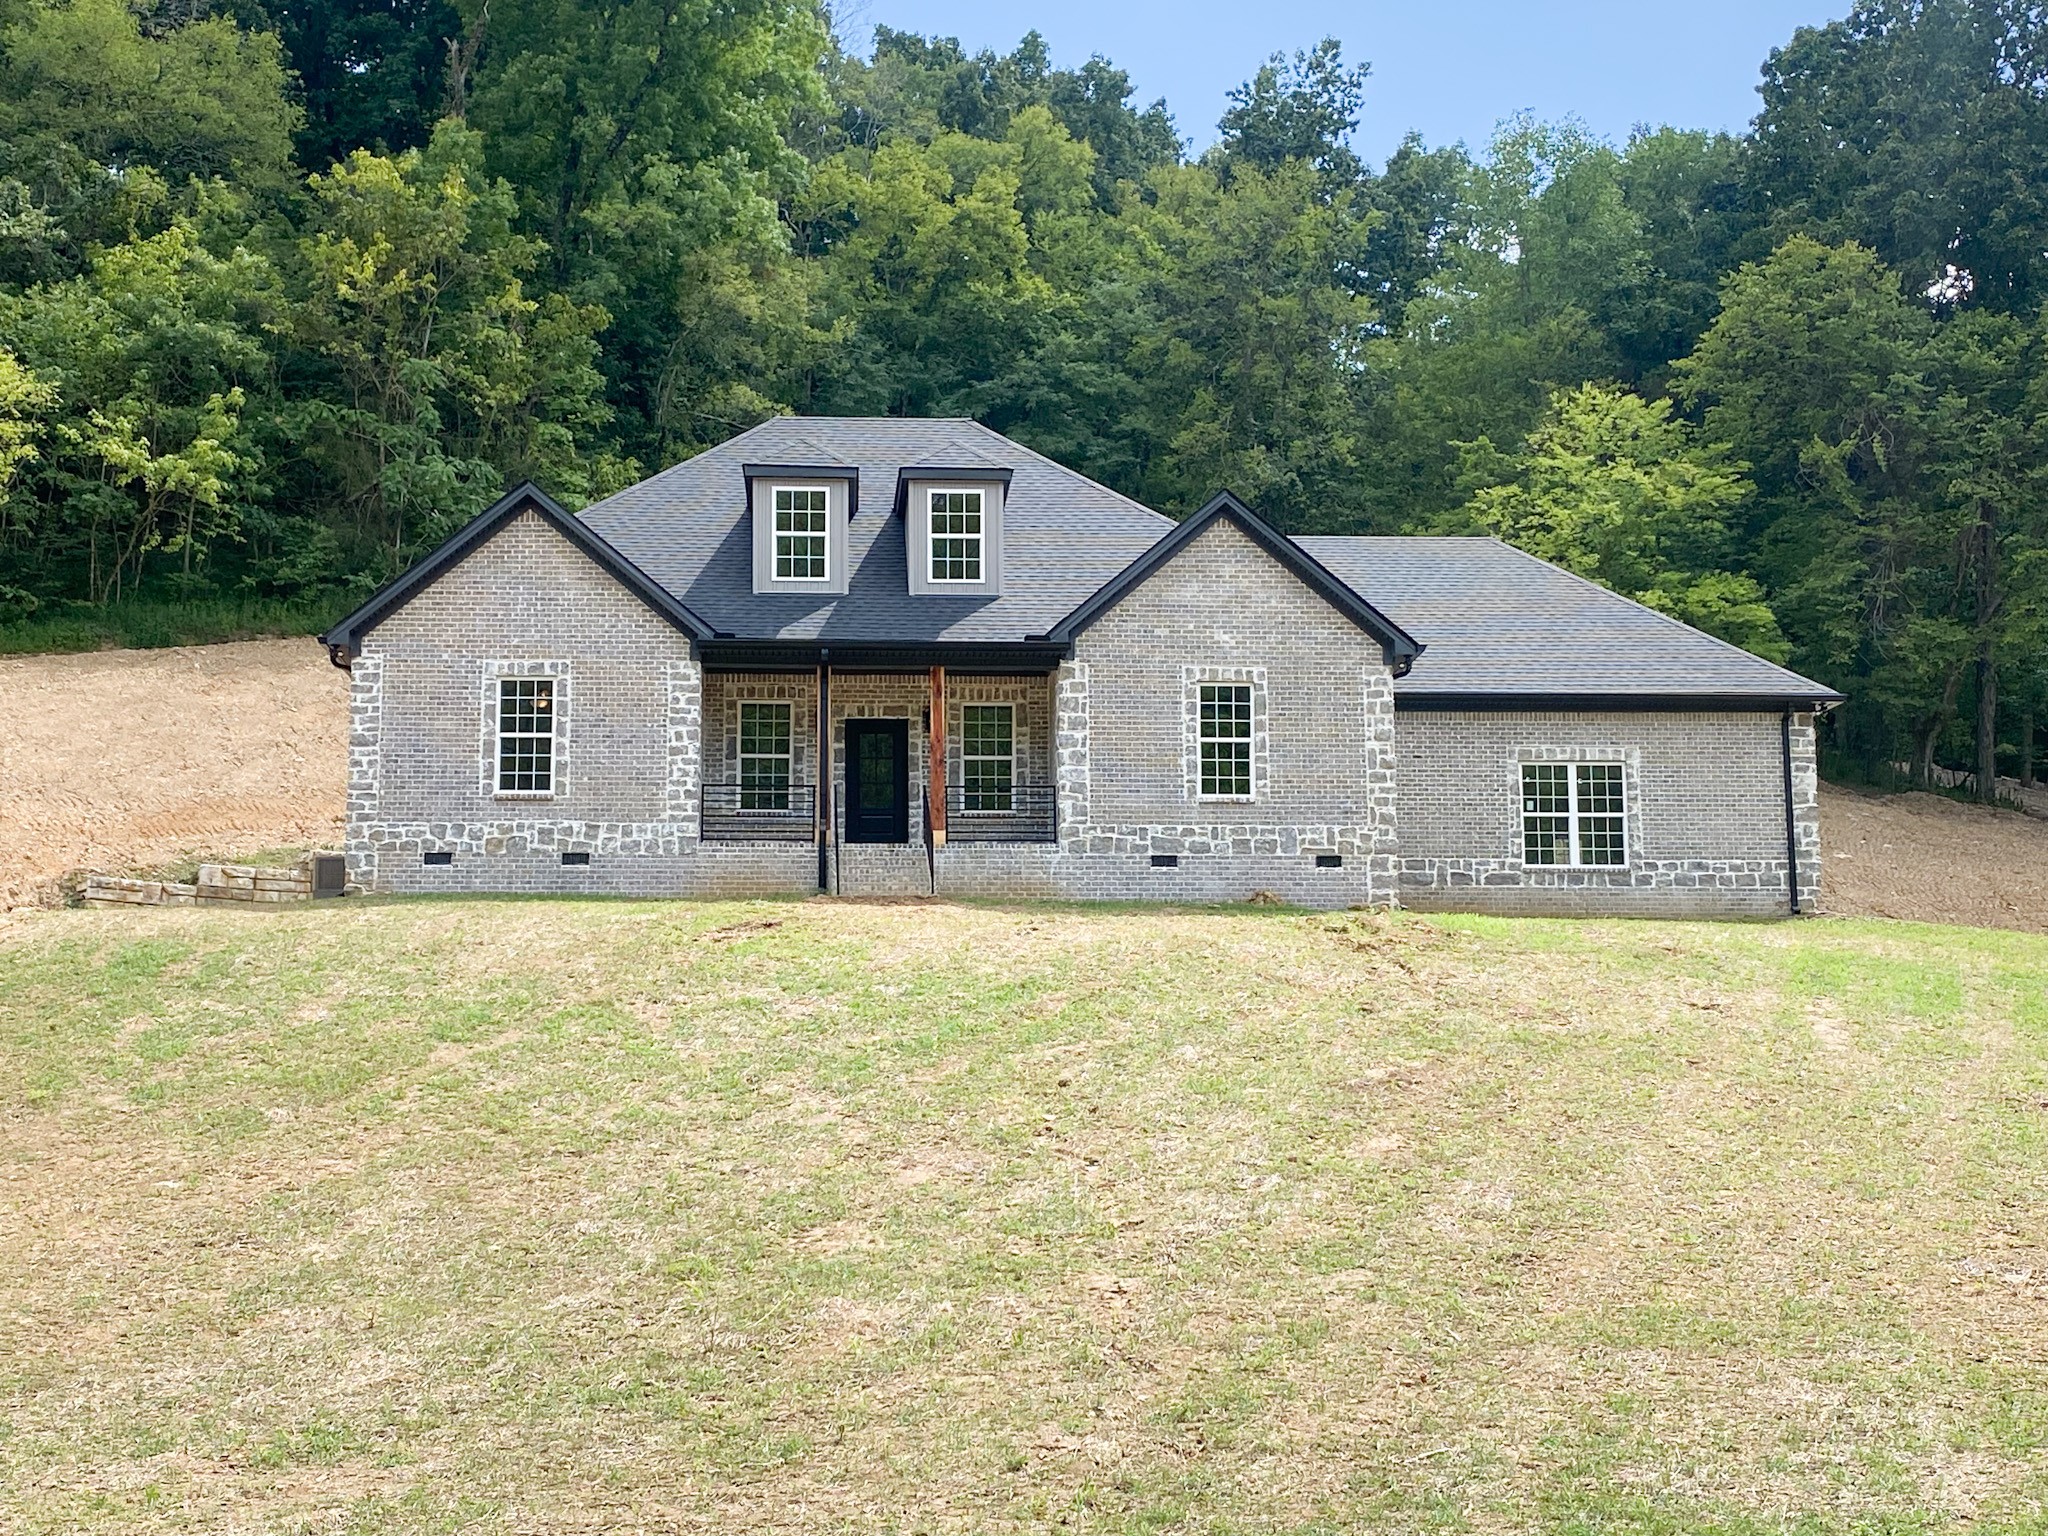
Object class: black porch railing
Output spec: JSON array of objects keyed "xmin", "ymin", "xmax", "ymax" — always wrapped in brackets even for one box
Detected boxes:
[
  {"xmin": 943, "ymin": 783, "xmax": 1058, "ymax": 843},
  {"xmin": 701, "ymin": 783, "xmax": 817, "ymax": 842}
]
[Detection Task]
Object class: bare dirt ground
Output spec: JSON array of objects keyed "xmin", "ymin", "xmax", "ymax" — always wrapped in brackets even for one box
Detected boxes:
[
  {"xmin": 0, "ymin": 639, "xmax": 346, "ymax": 909},
  {"xmin": 2, "ymin": 640, "xmax": 2043, "ymax": 931},
  {"xmin": 1820, "ymin": 782, "xmax": 2048, "ymax": 933}
]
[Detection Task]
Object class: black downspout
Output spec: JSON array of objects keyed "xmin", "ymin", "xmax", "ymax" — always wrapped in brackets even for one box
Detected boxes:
[{"xmin": 1780, "ymin": 708, "xmax": 1801, "ymax": 916}]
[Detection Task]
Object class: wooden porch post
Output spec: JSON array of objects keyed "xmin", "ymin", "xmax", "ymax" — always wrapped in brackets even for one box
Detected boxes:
[
  {"xmin": 817, "ymin": 653, "xmax": 832, "ymax": 892},
  {"xmin": 928, "ymin": 665, "xmax": 948, "ymax": 847}
]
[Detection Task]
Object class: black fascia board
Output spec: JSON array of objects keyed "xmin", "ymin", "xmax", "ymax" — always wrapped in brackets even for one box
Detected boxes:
[
  {"xmin": 699, "ymin": 638, "xmax": 1066, "ymax": 674},
  {"xmin": 891, "ymin": 465, "xmax": 1015, "ymax": 519},
  {"xmin": 1395, "ymin": 690, "xmax": 1846, "ymax": 713},
  {"xmin": 319, "ymin": 481, "xmax": 719, "ymax": 663},
  {"xmin": 741, "ymin": 462, "xmax": 860, "ymax": 519},
  {"xmin": 1039, "ymin": 490, "xmax": 1424, "ymax": 672}
]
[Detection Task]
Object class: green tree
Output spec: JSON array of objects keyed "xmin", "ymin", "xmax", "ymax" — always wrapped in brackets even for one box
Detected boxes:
[
  {"xmin": 1675, "ymin": 236, "xmax": 1945, "ymax": 772},
  {"xmin": 0, "ymin": 0, "xmax": 302, "ymax": 192},
  {"xmin": 463, "ymin": 0, "xmax": 827, "ymax": 459},
  {"xmin": 0, "ymin": 221, "xmax": 270, "ymax": 602},
  {"xmin": 1750, "ymin": 0, "xmax": 2048, "ymax": 313},
  {"xmin": 1214, "ymin": 37, "xmax": 1369, "ymax": 192},
  {"xmin": 1453, "ymin": 383, "xmax": 1787, "ymax": 659},
  {"xmin": 267, "ymin": 0, "xmax": 467, "ymax": 171},
  {"xmin": 283, "ymin": 123, "xmax": 614, "ymax": 575}
]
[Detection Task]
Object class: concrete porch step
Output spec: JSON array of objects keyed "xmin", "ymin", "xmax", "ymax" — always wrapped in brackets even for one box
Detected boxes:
[{"xmin": 834, "ymin": 843, "xmax": 932, "ymax": 897}]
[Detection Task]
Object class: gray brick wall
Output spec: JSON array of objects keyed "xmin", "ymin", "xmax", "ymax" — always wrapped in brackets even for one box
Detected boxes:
[{"xmin": 1395, "ymin": 708, "xmax": 1819, "ymax": 916}]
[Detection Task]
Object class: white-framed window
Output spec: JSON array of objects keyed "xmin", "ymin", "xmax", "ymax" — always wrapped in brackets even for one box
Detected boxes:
[
  {"xmin": 961, "ymin": 703, "xmax": 1013, "ymax": 812},
  {"xmin": 496, "ymin": 677, "xmax": 556, "ymax": 795},
  {"xmin": 738, "ymin": 701, "xmax": 793, "ymax": 811},
  {"xmin": 928, "ymin": 488, "xmax": 984, "ymax": 582},
  {"xmin": 774, "ymin": 486, "xmax": 829, "ymax": 580},
  {"xmin": 1521, "ymin": 762, "xmax": 1627, "ymax": 866},
  {"xmin": 1198, "ymin": 683, "xmax": 1253, "ymax": 799}
]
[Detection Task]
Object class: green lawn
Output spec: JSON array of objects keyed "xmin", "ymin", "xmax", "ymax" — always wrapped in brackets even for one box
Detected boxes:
[{"xmin": 3, "ymin": 899, "xmax": 2045, "ymax": 1533}]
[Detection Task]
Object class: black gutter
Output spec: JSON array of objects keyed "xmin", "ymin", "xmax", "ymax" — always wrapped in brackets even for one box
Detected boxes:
[
  {"xmin": 1781, "ymin": 708, "xmax": 1801, "ymax": 916},
  {"xmin": 1395, "ymin": 691, "xmax": 1845, "ymax": 714},
  {"xmin": 700, "ymin": 639, "xmax": 1066, "ymax": 674}
]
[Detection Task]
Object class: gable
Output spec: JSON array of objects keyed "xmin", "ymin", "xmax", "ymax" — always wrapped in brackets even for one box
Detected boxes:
[
  {"xmin": 1044, "ymin": 492, "xmax": 1421, "ymax": 672},
  {"xmin": 321, "ymin": 485, "xmax": 713, "ymax": 662}
]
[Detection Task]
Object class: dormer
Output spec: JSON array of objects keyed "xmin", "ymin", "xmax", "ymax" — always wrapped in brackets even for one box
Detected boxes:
[
  {"xmin": 897, "ymin": 466, "xmax": 1013, "ymax": 597},
  {"xmin": 744, "ymin": 461, "xmax": 858, "ymax": 596}
]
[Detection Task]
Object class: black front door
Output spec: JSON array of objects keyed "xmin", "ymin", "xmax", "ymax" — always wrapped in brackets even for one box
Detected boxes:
[{"xmin": 844, "ymin": 719, "xmax": 910, "ymax": 843}]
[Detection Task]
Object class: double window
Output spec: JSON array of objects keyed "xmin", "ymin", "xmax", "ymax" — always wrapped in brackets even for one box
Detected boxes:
[
  {"xmin": 774, "ymin": 487, "xmax": 828, "ymax": 580},
  {"xmin": 1198, "ymin": 683, "xmax": 1253, "ymax": 799},
  {"xmin": 739, "ymin": 701, "xmax": 793, "ymax": 811},
  {"xmin": 1521, "ymin": 762, "xmax": 1626, "ymax": 866},
  {"xmin": 928, "ymin": 489, "xmax": 983, "ymax": 582},
  {"xmin": 496, "ymin": 678, "xmax": 555, "ymax": 794},
  {"xmin": 961, "ymin": 704, "xmax": 1013, "ymax": 812}
]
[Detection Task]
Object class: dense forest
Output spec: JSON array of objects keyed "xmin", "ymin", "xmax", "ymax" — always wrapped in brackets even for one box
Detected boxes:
[{"xmin": 0, "ymin": 0, "xmax": 2045, "ymax": 786}]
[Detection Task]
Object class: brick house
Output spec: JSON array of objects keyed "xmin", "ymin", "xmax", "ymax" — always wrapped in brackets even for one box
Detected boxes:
[{"xmin": 321, "ymin": 418, "xmax": 1840, "ymax": 913}]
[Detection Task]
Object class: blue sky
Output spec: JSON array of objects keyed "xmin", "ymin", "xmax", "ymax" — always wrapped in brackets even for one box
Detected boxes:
[{"xmin": 837, "ymin": 1, "xmax": 1848, "ymax": 163}]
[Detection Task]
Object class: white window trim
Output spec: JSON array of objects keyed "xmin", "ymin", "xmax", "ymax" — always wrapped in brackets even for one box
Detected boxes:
[
  {"xmin": 1182, "ymin": 665, "xmax": 1267, "ymax": 803},
  {"xmin": 1512, "ymin": 747, "xmax": 1638, "ymax": 870},
  {"xmin": 958, "ymin": 701, "xmax": 1015, "ymax": 814},
  {"xmin": 482, "ymin": 659, "xmax": 570, "ymax": 801},
  {"xmin": 772, "ymin": 484, "xmax": 831, "ymax": 583},
  {"xmin": 925, "ymin": 485, "xmax": 986, "ymax": 584}
]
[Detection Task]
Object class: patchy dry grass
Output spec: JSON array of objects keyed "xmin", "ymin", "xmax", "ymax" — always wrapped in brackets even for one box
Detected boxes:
[{"xmin": 2, "ymin": 899, "xmax": 2046, "ymax": 1534}]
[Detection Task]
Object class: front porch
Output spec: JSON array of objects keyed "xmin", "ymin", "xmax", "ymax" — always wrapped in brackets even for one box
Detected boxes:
[{"xmin": 698, "ymin": 664, "xmax": 1059, "ymax": 893}]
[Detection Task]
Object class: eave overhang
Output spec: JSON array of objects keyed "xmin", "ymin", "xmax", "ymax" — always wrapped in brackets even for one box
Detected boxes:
[
  {"xmin": 742, "ymin": 462, "xmax": 861, "ymax": 519},
  {"xmin": 891, "ymin": 465, "xmax": 1015, "ymax": 518}
]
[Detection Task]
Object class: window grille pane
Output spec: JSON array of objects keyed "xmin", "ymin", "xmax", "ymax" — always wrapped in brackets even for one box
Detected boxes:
[
  {"xmin": 1521, "ymin": 763, "xmax": 1568, "ymax": 815},
  {"xmin": 497, "ymin": 678, "xmax": 555, "ymax": 793},
  {"xmin": 1523, "ymin": 817, "xmax": 1571, "ymax": 864},
  {"xmin": 961, "ymin": 703, "xmax": 1013, "ymax": 811},
  {"xmin": 774, "ymin": 488, "xmax": 829, "ymax": 579},
  {"xmin": 929, "ymin": 490, "xmax": 983, "ymax": 582},
  {"xmin": 1577, "ymin": 817, "xmax": 1626, "ymax": 865},
  {"xmin": 738, "ymin": 701, "xmax": 793, "ymax": 811},
  {"xmin": 1198, "ymin": 684, "xmax": 1253, "ymax": 797},
  {"xmin": 1521, "ymin": 764, "xmax": 1568, "ymax": 863},
  {"xmin": 1575, "ymin": 762, "xmax": 1626, "ymax": 864},
  {"xmin": 1576, "ymin": 763, "xmax": 1624, "ymax": 815}
]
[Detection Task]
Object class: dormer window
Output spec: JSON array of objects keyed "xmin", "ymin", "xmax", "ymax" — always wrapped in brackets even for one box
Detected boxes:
[
  {"xmin": 747, "ymin": 468, "xmax": 852, "ymax": 594},
  {"xmin": 928, "ymin": 489, "xmax": 984, "ymax": 582},
  {"xmin": 773, "ymin": 487, "xmax": 829, "ymax": 581},
  {"xmin": 902, "ymin": 471, "xmax": 1007, "ymax": 596}
]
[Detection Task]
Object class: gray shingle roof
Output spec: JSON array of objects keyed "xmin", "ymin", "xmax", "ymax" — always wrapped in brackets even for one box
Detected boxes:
[
  {"xmin": 1298, "ymin": 535, "xmax": 1840, "ymax": 703},
  {"xmin": 572, "ymin": 417, "xmax": 1836, "ymax": 704},
  {"xmin": 578, "ymin": 417, "xmax": 1172, "ymax": 643}
]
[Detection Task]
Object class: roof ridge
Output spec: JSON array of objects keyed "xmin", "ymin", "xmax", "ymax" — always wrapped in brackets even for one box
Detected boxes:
[{"xmin": 955, "ymin": 419, "xmax": 1175, "ymax": 528}]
